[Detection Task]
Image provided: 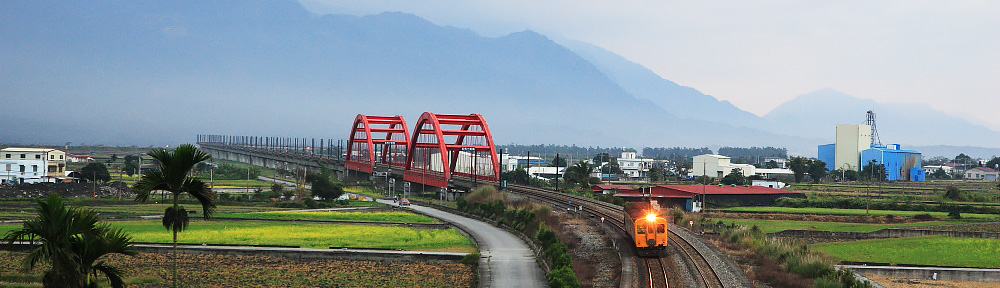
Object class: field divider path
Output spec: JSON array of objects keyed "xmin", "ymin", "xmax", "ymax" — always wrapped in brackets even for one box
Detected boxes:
[{"xmin": 376, "ymin": 198, "xmax": 546, "ymax": 288}]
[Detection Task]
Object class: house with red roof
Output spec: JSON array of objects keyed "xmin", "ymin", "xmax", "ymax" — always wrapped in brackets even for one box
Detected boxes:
[
  {"xmin": 592, "ymin": 184, "xmax": 633, "ymax": 195},
  {"xmin": 964, "ymin": 167, "xmax": 999, "ymax": 181},
  {"xmin": 614, "ymin": 184, "xmax": 805, "ymax": 211}
]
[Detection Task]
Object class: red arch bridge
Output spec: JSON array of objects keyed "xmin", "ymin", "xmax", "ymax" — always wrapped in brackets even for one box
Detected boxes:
[{"xmin": 196, "ymin": 112, "xmax": 501, "ymax": 192}]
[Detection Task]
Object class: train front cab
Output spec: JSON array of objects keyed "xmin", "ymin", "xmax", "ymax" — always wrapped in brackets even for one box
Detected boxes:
[{"xmin": 634, "ymin": 215, "xmax": 667, "ymax": 257}]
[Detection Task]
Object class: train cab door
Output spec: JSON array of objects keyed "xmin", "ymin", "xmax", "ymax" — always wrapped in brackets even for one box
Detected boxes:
[{"xmin": 638, "ymin": 221, "xmax": 657, "ymax": 247}]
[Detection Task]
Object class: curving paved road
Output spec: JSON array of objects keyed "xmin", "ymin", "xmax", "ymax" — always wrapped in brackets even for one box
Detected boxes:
[{"xmin": 378, "ymin": 199, "xmax": 545, "ymax": 288}]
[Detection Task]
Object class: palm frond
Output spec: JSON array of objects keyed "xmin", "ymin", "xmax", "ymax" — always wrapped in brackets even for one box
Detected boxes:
[
  {"xmin": 133, "ymin": 170, "xmax": 170, "ymax": 203},
  {"xmin": 92, "ymin": 261, "xmax": 126, "ymax": 288},
  {"xmin": 163, "ymin": 207, "xmax": 190, "ymax": 233},
  {"xmin": 182, "ymin": 178, "xmax": 216, "ymax": 219}
]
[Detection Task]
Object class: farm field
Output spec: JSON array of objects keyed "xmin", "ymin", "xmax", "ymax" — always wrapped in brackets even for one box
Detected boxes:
[
  {"xmin": 715, "ymin": 206, "xmax": 998, "ymax": 220},
  {"xmin": 0, "ymin": 251, "xmax": 474, "ymax": 287},
  {"xmin": 709, "ymin": 218, "xmax": 962, "ymax": 233},
  {"xmin": 0, "ymin": 220, "xmax": 474, "ymax": 252},
  {"xmin": 0, "ymin": 202, "xmax": 289, "ymax": 221},
  {"xmin": 215, "ymin": 211, "xmax": 440, "ymax": 224},
  {"xmin": 812, "ymin": 235, "xmax": 1000, "ymax": 268}
]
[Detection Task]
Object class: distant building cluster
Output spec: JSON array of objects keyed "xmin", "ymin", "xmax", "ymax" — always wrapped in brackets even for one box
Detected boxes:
[
  {"xmin": 0, "ymin": 147, "xmax": 70, "ymax": 184},
  {"xmin": 817, "ymin": 124, "xmax": 925, "ymax": 181}
]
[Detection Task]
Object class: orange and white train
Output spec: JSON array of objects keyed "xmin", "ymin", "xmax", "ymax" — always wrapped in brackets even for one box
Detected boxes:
[{"xmin": 623, "ymin": 202, "xmax": 668, "ymax": 257}]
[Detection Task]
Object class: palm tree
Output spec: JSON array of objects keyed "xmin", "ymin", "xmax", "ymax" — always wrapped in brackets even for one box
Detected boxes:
[
  {"xmin": 2, "ymin": 194, "xmax": 134, "ymax": 288},
  {"xmin": 564, "ymin": 161, "xmax": 593, "ymax": 188},
  {"xmin": 133, "ymin": 144, "xmax": 215, "ymax": 288},
  {"xmin": 74, "ymin": 227, "xmax": 136, "ymax": 288}
]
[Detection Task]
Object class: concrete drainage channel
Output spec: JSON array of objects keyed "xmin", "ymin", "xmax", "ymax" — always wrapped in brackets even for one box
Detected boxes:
[{"xmin": 838, "ymin": 264, "xmax": 1000, "ymax": 283}]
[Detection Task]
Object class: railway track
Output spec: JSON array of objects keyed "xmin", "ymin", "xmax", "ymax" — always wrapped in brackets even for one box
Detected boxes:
[
  {"xmin": 505, "ymin": 184, "xmax": 669, "ymax": 288},
  {"xmin": 644, "ymin": 258, "xmax": 669, "ymax": 288},
  {"xmin": 669, "ymin": 230, "xmax": 724, "ymax": 288},
  {"xmin": 504, "ymin": 184, "xmax": 750, "ymax": 288}
]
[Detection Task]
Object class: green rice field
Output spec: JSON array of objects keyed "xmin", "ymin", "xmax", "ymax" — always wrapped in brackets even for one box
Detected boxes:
[
  {"xmin": 1, "ymin": 220, "xmax": 474, "ymax": 252},
  {"xmin": 812, "ymin": 235, "xmax": 1000, "ymax": 268}
]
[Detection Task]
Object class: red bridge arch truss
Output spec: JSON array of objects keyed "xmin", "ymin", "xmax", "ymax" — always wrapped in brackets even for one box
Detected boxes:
[
  {"xmin": 403, "ymin": 113, "xmax": 500, "ymax": 188},
  {"xmin": 345, "ymin": 115, "xmax": 410, "ymax": 173}
]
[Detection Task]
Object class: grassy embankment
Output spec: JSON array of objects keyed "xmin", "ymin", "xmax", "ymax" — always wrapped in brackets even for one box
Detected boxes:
[{"xmin": 1, "ymin": 220, "xmax": 474, "ymax": 252}]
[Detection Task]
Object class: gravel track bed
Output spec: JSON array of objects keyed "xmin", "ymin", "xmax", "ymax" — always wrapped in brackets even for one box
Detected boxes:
[
  {"xmin": 670, "ymin": 224, "xmax": 753, "ymax": 288},
  {"xmin": 559, "ymin": 214, "xmax": 620, "ymax": 287}
]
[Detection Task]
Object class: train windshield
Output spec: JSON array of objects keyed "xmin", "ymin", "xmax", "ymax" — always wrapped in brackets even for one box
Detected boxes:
[
  {"xmin": 637, "ymin": 224, "xmax": 646, "ymax": 234},
  {"xmin": 657, "ymin": 224, "xmax": 665, "ymax": 233}
]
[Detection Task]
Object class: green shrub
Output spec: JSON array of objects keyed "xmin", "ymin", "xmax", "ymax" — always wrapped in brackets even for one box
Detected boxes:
[
  {"xmin": 813, "ymin": 276, "xmax": 841, "ymax": 288},
  {"xmin": 948, "ymin": 210, "xmax": 962, "ymax": 219},
  {"xmin": 547, "ymin": 266, "xmax": 580, "ymax": 288},
  {"xmin": 461, "ymin": 252, "xmax": 481, "ymax": 268}
]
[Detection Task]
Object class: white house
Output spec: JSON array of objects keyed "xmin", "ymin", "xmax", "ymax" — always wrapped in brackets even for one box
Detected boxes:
[
  {"xmin": 922, "ymin": 165, "xmax": 952, "ymax": 175},
  {"xmin": 617, "ymin": 150, "xmax": 655, "ymax": 181},
  {"xmin": 751, "ymin": 180, "xmax": 787, "ymax": 189},
  {"xmin": 66, "ymin": 154, "xmax": 94, "ymax": 163},
  {"xmin": 1, "ymin": 148, "xmax": 68, "ymax": 184},
  {"xmin": 692, "ymin": 154, "xmax": 755, "ymax": 179},
  {"xmin": 754, "ymin": 168, "xmax": 794, "ymax": 179}
]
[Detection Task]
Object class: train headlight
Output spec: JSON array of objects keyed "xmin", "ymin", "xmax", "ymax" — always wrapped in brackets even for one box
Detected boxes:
[{"xmin": 646, "ymin": 213, "xmax": 656, "ymax": 222}]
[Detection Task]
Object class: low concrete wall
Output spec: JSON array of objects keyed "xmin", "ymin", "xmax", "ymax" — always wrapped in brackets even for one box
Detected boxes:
[{"xmin": 840, "ymin": 265, "xmax": 1000, "ymax": 282}]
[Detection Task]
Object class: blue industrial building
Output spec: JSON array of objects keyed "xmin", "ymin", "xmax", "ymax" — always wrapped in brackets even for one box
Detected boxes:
[
  {"xmin": 818, "ymin": 144, "xmax": 836, "ymax": 171},
  {"xmin": 861, "ymin": 144, "xmax": 925, "ymax": 181}
]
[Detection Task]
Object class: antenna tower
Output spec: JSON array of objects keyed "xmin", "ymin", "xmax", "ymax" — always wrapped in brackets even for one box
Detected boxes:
[{"xmin": 866, "ymin": 110, "xmax": 881, "ymax": 146}]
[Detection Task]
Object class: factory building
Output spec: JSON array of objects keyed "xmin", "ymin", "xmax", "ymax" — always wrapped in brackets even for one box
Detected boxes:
[
  {"xmin": 861, "ymin": 144, "xmax": 925, "ymax": 181},
  {"xmin": 817, "ymin": 112, "xmax": 923, "ymax": 181}
]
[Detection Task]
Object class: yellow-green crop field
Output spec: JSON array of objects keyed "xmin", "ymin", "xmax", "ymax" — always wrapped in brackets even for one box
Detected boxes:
[
  {"xmin": 216, "ymin": 211, "xmax": 440, "ymax": 223},
  {"xmin": 0, "ymin": 220, "xmax": 474, "ymax": 252}
]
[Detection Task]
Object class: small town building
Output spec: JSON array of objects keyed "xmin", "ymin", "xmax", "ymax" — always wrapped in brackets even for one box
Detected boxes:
[
  {"xmin": 617, "ymin": 150, "xmax": 655, "ymax": 181},
  {"xmin": 964, "ymin": 167, "xmax": 1000, "ymax": 181},
  {"xmin": 922, "ymin": 165, "xmax": 952, "ymax": 175},
  {"xmin": 692, "ymin": 154, "xmax": 755, "ymax": 179},
  {"xmin": 614, "ymin": 184, "xmax": 805, "ymax": 212},
  {"xmin": 753, "ymin": 168, "xmax": 794, "ymax": 180},
  {"xmin": 751, "ymin": 180, "xmax": 786, "ymax": 189},
  {"xmin": 66, "ymin": 154, "xmax": 94, "ymax": 163},
  {"xmin": 0, "ymin": 148, "xmax": 68, "ymax": 184},
  {"xmin": 591, "ymin": 184, "xmax": 633, "ymax": 195}
]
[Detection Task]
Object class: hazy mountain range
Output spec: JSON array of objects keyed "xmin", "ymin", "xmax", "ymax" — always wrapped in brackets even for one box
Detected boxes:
[{"xmin": 2, "ymin": 0, "xmax": 998, "ymax": 158}]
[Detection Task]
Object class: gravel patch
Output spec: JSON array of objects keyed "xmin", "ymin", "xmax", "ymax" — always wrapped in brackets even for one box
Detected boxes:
[{"xmin": 554, "ymin": 209, "xmax": 620, "ymax": 287}]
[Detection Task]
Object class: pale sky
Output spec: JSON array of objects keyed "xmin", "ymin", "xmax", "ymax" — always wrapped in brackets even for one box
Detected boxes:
[{"xmin": 299, "ymin": 0, "xmax": 1000, "ymax": 130}]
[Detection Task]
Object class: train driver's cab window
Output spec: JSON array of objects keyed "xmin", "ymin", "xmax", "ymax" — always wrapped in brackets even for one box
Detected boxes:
[
  {"xmin": 657, "ymin": 224, "xmax": 665, "ymax": 233},
  {"xmin": 636, "ymin": 224, "xmax": 646, "ymax": 234}
]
